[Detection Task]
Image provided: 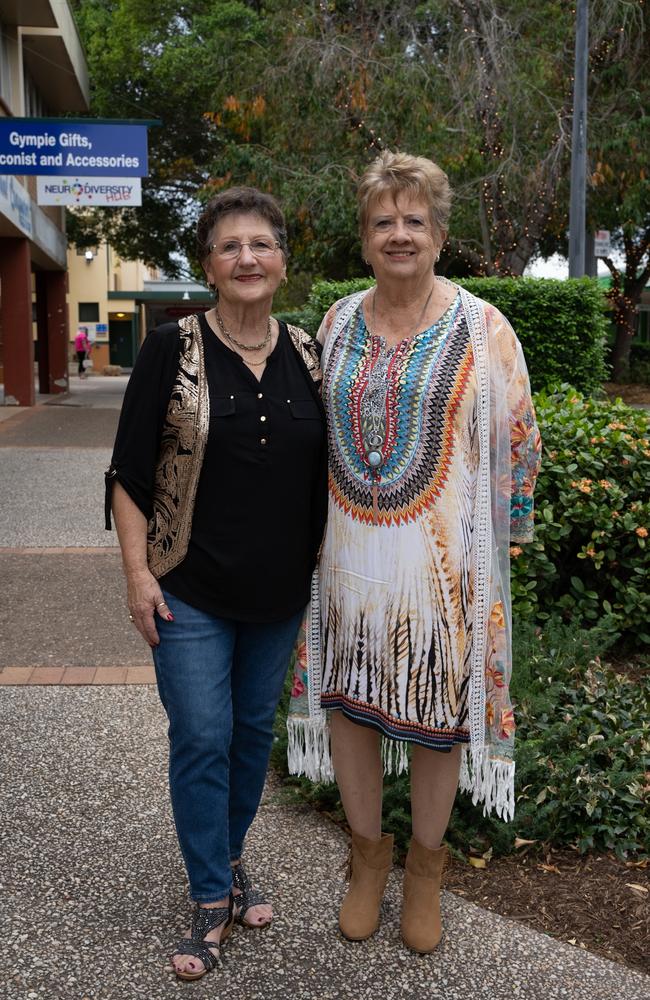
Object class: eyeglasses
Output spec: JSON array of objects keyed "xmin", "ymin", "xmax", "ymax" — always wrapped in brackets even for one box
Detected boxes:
[{"xmin": 208, "ymin": 238, "xmax": 280, "ymax": 260}]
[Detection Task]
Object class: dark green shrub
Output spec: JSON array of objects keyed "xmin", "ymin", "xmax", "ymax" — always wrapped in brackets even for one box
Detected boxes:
[
  {"xmin": 301, "ymin": 277, "xmax": 374, "ymax": 337},
  {"xmin": 273, "ymin": 308, "xmax": 314, "ymax": 330},
  {"xmin": 447, "ymin": 619, "xmax": 648, "ymax": 860},
  {"xmin": 302, "ymin": 276, "xmax": 609, "ymax": 393},
  {"xmin": 512, "ymin": 385, "xmax": 650, "ymax": 645}
]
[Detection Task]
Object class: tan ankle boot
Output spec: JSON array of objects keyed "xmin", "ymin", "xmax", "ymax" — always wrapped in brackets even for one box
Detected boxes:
[
  {"xmin": 339, "ymin": 832, "xmax": 394, "ymax": 941},
  {"xmin": 401, "ymin": 837, "xmax": 447, "ymax": 953}
]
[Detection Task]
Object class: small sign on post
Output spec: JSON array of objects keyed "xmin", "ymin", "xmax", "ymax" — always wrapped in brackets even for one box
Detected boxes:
[
  {"xmin": 36, "ymin": 177, "xmax": 142, "ymax": 206},
  {"xmin": 594, "ymin": 230, "xmax": 611, "ymax": 257}
]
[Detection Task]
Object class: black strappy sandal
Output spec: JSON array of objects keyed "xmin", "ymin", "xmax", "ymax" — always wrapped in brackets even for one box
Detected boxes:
[
  {"xmin": 171, "ymin": 894, "xmax": 234, "ymax": 981},
  {"xmin": 231, "ymin": 862, "xmax": 272, "ymax": 929}
]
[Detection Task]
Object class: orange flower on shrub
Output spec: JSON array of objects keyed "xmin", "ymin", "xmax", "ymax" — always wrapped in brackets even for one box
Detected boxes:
[
  {"xmin": 509, "ymin": 545, "xmax": 523, "ymax": 557},
  {"xmin": 636, "ymin": 527, "xmax": 648, "ymax": 538}
]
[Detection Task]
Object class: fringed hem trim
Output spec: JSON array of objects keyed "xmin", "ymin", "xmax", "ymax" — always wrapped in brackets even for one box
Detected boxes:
[
  {"xmin": 286, "ymin": 716, "xmax": 410, "ymax": 784},
  {"xmin": 286, "ymin": 715, "xmax": 334, "ymax": 784},
  {"xmin": 287, "ymin": 719, "xmax": 514, "ymax": 820},
  {"xmin": 459, "ymin": 745, "xmax": 515, "ymax": 821},
  {"xmin": 381, "ymin": 737, "xmax": 409, "ymax": 776}
]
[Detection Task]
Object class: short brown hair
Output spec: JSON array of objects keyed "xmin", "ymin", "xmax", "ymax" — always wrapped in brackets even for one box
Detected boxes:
[
  {"xmin": 357, "ymin": 151, "xmax": 452, "ymax": 240},
  {"xmin": 196, "ymin": 186, "xmax": 289, "ymax": 264}
]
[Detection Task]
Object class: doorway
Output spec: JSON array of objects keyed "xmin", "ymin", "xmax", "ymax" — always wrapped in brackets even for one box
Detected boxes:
[{"xmin": 109, "ymin": 316, "xmax": 136, "ymax": 367}]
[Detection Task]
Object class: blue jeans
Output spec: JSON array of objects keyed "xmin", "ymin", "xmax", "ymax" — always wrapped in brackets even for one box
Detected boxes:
[{"xmin": 152, "ymin": 591, "xmax": 303, "ymax": 902}]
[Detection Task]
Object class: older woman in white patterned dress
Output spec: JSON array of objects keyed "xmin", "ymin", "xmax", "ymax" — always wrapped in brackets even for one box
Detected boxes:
[{"xmin": 289, "ymin": 151, "xmax": 541, "ymax": 953}]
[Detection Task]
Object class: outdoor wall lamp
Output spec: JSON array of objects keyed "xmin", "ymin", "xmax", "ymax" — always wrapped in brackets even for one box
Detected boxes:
[{"xmin": 84, "ymin": 249, "xmax": 94, "ymax": 262}]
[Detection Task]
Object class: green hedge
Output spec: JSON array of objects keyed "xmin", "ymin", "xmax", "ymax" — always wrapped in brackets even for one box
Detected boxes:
[
  {"xmin": 301, "ymin": 276, "xmax": 609, "ymax": 393},
  {"xmin": 512, "ymin": 385, "xmax": 650, "ymax": 645}
]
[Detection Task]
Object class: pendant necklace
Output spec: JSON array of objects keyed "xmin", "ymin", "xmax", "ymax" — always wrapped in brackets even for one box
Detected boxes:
[{"xmin": 363, "ymin": 283, "xmax": 435, "ymax": 524}]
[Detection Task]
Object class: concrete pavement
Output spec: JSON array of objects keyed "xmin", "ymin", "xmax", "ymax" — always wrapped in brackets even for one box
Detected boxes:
[{"xmin": 1, "ymin": 376, "xmax": 648, "ymax": 1000}]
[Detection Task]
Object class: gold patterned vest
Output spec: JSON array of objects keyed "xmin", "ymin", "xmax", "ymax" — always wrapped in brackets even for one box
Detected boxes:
[{"xmin": 147, "ymin": 314, "xmax": 322, "ymax": 578}]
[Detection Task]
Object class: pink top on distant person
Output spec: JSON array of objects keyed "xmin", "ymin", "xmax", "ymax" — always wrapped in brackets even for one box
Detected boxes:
[{"xmin": 74, "ymin": 329, "xmax": 90, "ymax": 352}]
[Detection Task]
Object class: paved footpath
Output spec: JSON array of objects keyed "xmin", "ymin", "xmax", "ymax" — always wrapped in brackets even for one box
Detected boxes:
[{"xmin": 1, "ymin": 377, "xmax": 648, "ymax": 1000}]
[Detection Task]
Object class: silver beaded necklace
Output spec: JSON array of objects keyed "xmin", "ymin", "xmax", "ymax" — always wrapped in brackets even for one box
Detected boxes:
[{"xmin": 362, "ymin": 284, "xmax": 435, "ymax": 474}]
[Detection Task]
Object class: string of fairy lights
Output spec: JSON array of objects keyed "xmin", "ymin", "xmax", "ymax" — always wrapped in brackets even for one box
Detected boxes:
[{"xmin": 324, "ymin": 0, "xmax": 647, "ymax": 311}]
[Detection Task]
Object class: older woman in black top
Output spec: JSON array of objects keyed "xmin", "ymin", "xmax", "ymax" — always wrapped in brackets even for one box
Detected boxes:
[{"xmin": 106, "ymin": 187, "xmax": 326, "ymax": 981}]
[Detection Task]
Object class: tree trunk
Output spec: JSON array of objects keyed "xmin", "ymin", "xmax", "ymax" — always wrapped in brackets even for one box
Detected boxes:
[
  {"xmin": 497, "ymin": 234, "xmax": 540, "ymax": 277},
  {"xmin": 606, "ymin": 243, "xmax": 650, "ymax": 381},
  {"xmin": 610, "ymin": 297, "xmax": 638, "ymax": 380}
]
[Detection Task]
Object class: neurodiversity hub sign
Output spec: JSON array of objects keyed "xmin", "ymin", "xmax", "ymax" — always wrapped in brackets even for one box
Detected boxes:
[
  {"xmin": 0, "ymin": 119, "xmax": 148, "ymax": 176},
  {"xmin": 37, "ymin": 177, "xmax": 142, "ymax": 207}
]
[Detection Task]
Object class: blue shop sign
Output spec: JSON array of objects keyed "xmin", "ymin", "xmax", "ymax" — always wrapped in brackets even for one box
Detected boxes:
[{"xmin": 0, "ymin": 119, "xmax": 149, "ymax": 176}]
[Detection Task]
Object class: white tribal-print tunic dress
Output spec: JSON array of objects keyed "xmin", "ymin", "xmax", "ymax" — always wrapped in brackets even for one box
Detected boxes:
[
  {"xmin": 320, "ymin": 297, "xmax": 478, "ymax": 749},
  {"xmin": 319, "ymin": 293, "xmax": 479, "ymax": 750},
  {"xmin": 287, "ymin": 284, "xmax": 541, "ymax": 818}
]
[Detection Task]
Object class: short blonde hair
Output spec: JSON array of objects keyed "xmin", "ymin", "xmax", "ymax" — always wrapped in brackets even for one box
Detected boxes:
[{"xmin": 357, "ymin": 150, "xmax": 452, "ymax": 240}]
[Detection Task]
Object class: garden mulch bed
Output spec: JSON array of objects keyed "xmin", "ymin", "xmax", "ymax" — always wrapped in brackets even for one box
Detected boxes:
[
  {"xmin": 604, "ymin": 382, "xmax": 650, "ymax": 407},
  {"xmin": 443, "ymin": 847, "xmax": 649, "ymax": 975}
]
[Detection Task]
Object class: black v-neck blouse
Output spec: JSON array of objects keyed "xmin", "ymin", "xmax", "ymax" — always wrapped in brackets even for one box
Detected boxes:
[{"xmin": 109, "ymin": 314, "xmax": 327, "ymax": 622}]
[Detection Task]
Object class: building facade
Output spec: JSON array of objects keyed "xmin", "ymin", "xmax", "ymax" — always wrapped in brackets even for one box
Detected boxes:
[
  {"xmin": 68, "ymin": 242, "xmax": 211, "ymax": 370},
  {"xmin": 0, "ymin": 0, "xmax": 88, "ymax": 404},
  {"xmin": 68, "ymin": 242, "xmax": 161, "ymax": 371}
]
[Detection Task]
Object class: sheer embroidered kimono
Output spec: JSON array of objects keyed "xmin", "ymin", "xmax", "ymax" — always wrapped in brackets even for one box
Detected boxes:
[{"xmin": 287, "ymin": 282, "xmax": 542, "ymax": 820}]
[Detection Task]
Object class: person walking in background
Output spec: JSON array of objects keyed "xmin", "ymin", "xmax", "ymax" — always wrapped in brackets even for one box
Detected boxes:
[
  {"xmin": 74, "ymin": 325, "xmax": 91, "ymax": 378},
  {"xmin": 106, "ymin": 186, "xmax": 327, "ymax": 981},
  {"xmin": 289, "ymin": 151, "xmax": 541, "ymax": 953}
]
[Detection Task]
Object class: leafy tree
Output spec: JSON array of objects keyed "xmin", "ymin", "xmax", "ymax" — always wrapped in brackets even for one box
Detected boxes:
[
  {"xmin": 70, "ymin": 0, "xmax": 649, "ymax": 325},
  {"xmin": 586, "ymin": 5, "xmax": 650, "ymax": 378},
  {"xmin": 69, "ymin": 0, "xmax": 264, "ymax": 276}
]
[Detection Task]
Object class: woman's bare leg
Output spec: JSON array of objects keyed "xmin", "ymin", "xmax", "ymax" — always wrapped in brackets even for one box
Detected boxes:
[
  {"xmin": 330, "ymin": 710, "xmax": 383, "ymax": 836},
  {"xmin": 410, "ymin": 743, "xmax": 461, "ymax": 848}
]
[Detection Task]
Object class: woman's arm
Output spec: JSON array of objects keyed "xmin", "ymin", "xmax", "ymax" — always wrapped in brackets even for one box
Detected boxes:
[
  {"xmin": 107, "ymin": 324, "xmax": 180, "ymax": 641},
  {"xmin": 488, "ymin": 308, "xmax": 542, "ymax": 543},
  {"xmin": 112, "ymin": 481, "xmax": 172, "ymax": 646}
]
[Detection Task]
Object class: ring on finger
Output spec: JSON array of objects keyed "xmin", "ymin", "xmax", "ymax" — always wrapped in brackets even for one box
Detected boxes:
[{"xmin": 156, "ymin": 600, "xmax": 166, "ymax": 608}]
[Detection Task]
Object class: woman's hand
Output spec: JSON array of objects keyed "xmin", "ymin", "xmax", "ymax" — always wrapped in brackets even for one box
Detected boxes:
[
  {"xmin": 111, "ymin": 482, "xmax": 172, "ymax": 647},
  {"xmin": 125, "ymin": 567, "xmax": 173, "ymax": 647}
]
